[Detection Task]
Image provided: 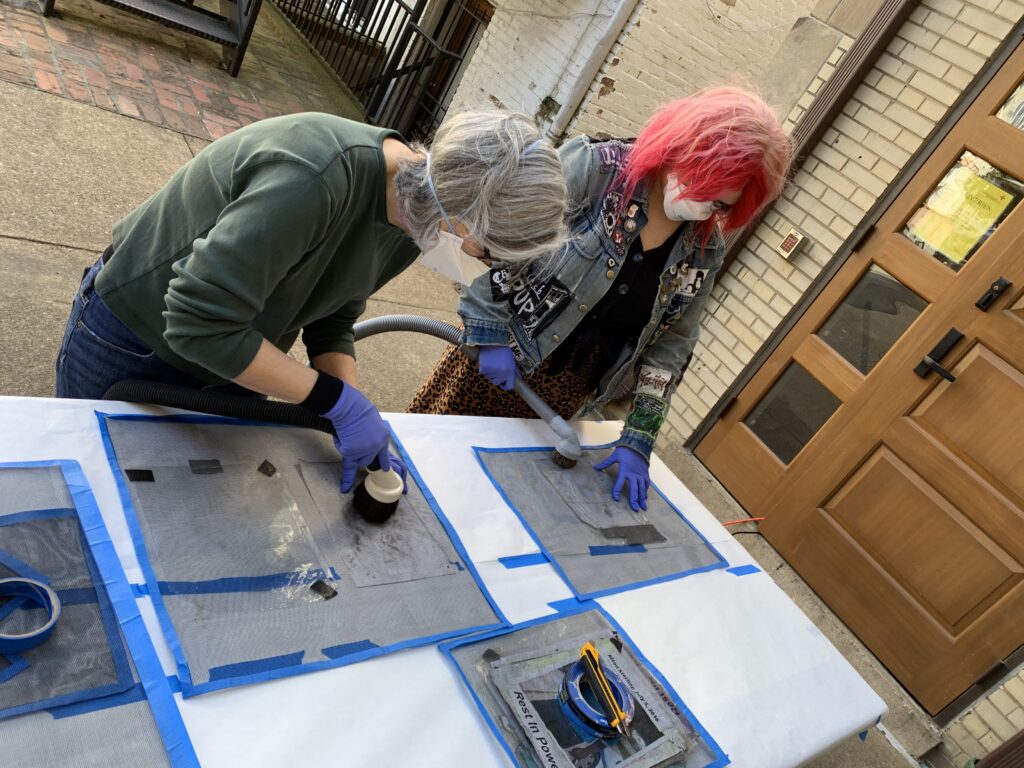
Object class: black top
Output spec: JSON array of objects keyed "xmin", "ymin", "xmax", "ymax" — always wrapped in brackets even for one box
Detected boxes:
[{"xmin": 547, "ymin": 234, "xmax": 675, "ymax": 377}]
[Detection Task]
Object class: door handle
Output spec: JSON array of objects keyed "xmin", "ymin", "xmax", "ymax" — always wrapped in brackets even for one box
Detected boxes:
[
  {"xmin": 975, "ymin": 277, "xmax": 1011, "ymax": 311},
  {"xmin": 914, "ymin": 328, "xmax": 963, "ymax": 382}
]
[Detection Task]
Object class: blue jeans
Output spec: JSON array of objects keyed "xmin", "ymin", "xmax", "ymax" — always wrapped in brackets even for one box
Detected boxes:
[{"xmin": 55, "ymin": 257, "xmax": 211, "ymax": 399}]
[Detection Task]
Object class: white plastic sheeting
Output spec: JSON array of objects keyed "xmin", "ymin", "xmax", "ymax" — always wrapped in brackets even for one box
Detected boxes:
[{"xmin": 0, "ymin": 399, "xmax": 885, "ymax": 768}]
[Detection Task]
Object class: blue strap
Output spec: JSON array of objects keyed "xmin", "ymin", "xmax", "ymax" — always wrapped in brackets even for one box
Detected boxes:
[{"xmin": 424, "ymin": 152, "xmax": 458, "ymax": 233}]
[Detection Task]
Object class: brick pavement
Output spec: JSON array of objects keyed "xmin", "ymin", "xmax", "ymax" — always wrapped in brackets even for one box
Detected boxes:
[{"xmin": 0, "ymin": 0, "xmax": 362, "ymax": 140}]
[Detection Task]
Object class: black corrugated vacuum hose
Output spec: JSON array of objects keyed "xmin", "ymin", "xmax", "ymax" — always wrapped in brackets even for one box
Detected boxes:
[{"xmin": 102, "ymin": 315, "xmax": 583, "ymax": 466}]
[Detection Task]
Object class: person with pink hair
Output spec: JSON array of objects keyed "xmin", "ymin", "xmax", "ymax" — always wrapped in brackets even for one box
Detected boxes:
[{"xmin": 411, "ymin": 86, "xmax": 791, "ymax": 510}]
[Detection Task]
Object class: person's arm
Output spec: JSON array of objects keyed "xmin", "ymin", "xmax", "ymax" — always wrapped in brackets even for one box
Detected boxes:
[
  {"xmin": 162, "ymin": 161, "xmax": 335, "ymax": 381},
  {"xmin": 619, "ymin": 258, "xmax": 722, "ymax": 459},
  {"xmin": 302, "ymin": 297, "xmax": 365, "ymax": 385},
  {"xmin": 597, "ymin": 257, "xmax": 721, "ymax": 512},
  {"xmin": 458, "ymin": 269, "xmax": 515, "ymax": 347},
  {"xmin": 234, "ymin": 339, "xmax": 319, "ymax": 401},
  {"xmin": 310, "ymin": 352, "xmax": 358, "ymax": 387}
]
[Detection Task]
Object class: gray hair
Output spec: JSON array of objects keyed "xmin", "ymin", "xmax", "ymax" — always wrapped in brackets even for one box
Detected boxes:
[{"xmin": 395, "ymin": 110, "xmax": 568, "ymax": 264}]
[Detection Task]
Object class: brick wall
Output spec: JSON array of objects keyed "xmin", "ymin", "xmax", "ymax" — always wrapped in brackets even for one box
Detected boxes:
[
  {"xmin": 944, "ymin": 667, "xmax": 1024, "ymax": 764},
  {"xmin": 447, "ymin": 0, "xmax": 816, "ymax": 131},
  {"xmin": 659, "ymin": 0, "xmax": 1023, "ymax": 447},
  {"xmin": 444, "ymin": 0, "xmax": 620, "ymax": 125},
  {"xmin": 571, "ymin": 0, "xmax": 817, "ymax": 137}
]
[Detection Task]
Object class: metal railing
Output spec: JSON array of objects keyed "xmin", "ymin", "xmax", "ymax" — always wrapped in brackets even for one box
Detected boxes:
[{"xmin": 274, "ymin": 0, "xmax": 491, "ymax": 138}]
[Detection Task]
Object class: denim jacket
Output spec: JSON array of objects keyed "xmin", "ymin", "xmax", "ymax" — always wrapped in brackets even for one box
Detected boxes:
[{"xmin": 459, "ymin": 135, "xmax": 724, "ymax": 457}]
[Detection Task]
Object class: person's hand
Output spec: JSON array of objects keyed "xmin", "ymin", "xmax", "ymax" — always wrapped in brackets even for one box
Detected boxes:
[
  {"xmin": 594, "ymin": 447, "xmax": 650, "ymax": 512},
  {"xmin": 478, "ymin": 345, "xmax": 519, "ymax": 390},
  {"xmin": 384, "ymin": 451, "xmax": 409, "ymax": 494},
  {"xmin": 323, "ymin": 384, "xmax": 391, "ymax": 493}
]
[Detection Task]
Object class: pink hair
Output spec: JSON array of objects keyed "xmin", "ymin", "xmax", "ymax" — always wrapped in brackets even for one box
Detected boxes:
[{"xmin": 617, "ymin": 87, "xmax": 792, "ymax": 242}]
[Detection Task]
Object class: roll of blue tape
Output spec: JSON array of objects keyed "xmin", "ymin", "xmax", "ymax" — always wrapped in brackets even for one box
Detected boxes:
[
  {"xmin": 0, "ymin": 578, "xmax": 62, "ymax": 654},
  {"xmin": 558, "ymin": 657, "xmax": 635, "ymax": 741}
]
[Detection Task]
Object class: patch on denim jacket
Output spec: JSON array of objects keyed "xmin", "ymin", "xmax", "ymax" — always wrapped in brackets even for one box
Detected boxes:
[
  {"xmin": 635, "ymin": 366, "xmax": 672, "ymax": 398},
  {"xmin": 595, "ymin": 141, "xmax": 630, "ymax": 173},
  {"xmin": 625, "ymin": 393, "xmax": 668, "ymax": 438},
  {"xmin": 680, "ymin": 266, "xmax": 709, "ymax": 297},
  {"xmin": 601, "ymin": 191, "xmax": 623, "ymax": 236},
  {"xmin": 490, "ymin": 265, "xmax": 571, "ymax": 341}
]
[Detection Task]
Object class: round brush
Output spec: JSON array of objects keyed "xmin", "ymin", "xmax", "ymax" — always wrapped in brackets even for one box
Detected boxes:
[{"xmin": 352, "ymin": 457, "xmax": 404, "ymax": 524}]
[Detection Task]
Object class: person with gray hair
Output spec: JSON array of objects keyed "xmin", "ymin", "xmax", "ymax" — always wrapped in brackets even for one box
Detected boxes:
[{"xmin": 54, "ymin": 110, "xmax": 567, "ymax": 492}]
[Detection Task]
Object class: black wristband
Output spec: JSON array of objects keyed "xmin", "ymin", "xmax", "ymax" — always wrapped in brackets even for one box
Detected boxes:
[{"xmin": 299, "ymin": 371, "xmax": 345, "ymax": 415}]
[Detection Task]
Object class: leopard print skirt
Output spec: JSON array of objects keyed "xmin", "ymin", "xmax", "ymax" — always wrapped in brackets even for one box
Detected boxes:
[{"xmin": 408, "ymin": 343, "xmax": 605, "ymax": 420}]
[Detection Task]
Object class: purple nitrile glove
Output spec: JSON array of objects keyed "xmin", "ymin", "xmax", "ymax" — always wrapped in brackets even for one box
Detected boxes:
[
  {"xmin": 323, "ymin": 384, "xmax": 391, "ymax": 493},
  {"xmin": 385, "ymin": 452, "xmax": 409, "ymax": 494},
  {"xmin": 478, "ymin": 345, "xmax": 519, "ymax": 391},
  {"xmin": 594, "ymin": 446, "xmax": 650, "ymax": 512}
]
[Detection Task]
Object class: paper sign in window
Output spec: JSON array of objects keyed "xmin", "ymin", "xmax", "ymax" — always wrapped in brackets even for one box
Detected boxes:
[{"xmin": 902, "ymin": 152, "xmax": 1023, "ymax": 271}]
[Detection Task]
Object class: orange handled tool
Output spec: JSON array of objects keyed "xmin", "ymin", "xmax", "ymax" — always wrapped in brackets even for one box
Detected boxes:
[{"xmin": 579, "ymin": 641, "xmax": 630, "ymax": 736}]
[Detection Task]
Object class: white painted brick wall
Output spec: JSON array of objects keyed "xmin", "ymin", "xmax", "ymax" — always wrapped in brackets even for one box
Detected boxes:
[
  {"xmin": 659, "ymin": 0, "xmax": 1021, "ymax": 448},
  {"xmin": 571, "ymin": 0, "xmax": 818, "ymax": 137},
  {"xmin": 448, "ymin": 0, "xmax": 818, "ymax": 129},
  {"xmin": 444, "ymin": 0, "xmax": 620, "ymax": 123},
  {"xmin": 944, "ymin": 666, "xmax": 1024, "ymax": 764}
]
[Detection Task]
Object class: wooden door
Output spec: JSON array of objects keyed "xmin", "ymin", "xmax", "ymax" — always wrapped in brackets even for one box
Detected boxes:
[{"xmin": 696, "ymin": 42, "xmax": 1024, "ymax": 714}]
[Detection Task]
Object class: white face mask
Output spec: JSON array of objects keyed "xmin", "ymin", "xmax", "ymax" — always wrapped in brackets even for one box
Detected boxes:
[
  {"xmin": 663, "ymin": 173, "xmax": 714, "ymax": 222},
  {"xmin": 418, "ymin": 229, "xmax": 490, "ymax": 285},
  {"xmin": 417, "ymin": 151, "xmax": 491, "ymax": 285}
]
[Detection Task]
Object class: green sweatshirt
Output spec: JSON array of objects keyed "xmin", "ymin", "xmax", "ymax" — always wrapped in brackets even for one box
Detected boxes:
[{"xmin": 95, "ymin": 113, "xmax": 418, "ymax": 383}]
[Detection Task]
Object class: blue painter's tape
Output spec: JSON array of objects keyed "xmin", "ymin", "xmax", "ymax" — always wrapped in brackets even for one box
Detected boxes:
[
  {"xmin": 859, "ymin": 730, "xmax": 868, "ymax": 742},
  {"xmin": 97, "ymin": 413, "xmax": 507, "ymax": 701},
  {"xmin": 187, "ymin": 624, "xmax": 510, "ymax": 697},
  {"xmin": 498, "ymin": 552, "xmax": 548, "ymax": 569},
  {"xmin": 97, "ymin": 416, "xmax": 201, "ymax": 691},
  {"xmin": 439, "ymin": 602, "xmax": 730, "ymax": 768},
  {"xmin": 208, "ymin": 651, "xmax": 305, "ymax": 682},
  {"xmin": 599, "ymin": 608, "xmax": 730, "ymax": 768},
  {"xmin": 50, "ymin": 455, "xmax": 200, "ymax": 767},
  {"xmin": 76, "ymin": 523, "xmax": 135, "ymax": 699},
  {"xmin": 165, "ymin": 675, "xmax": 182, "ymax": 694},
  {"xmin": 389, "ymin": 425, "xmax": 509, "ymax": 630},
  {"xmin": 48, "ymin": 682, "xmax": 148, "ymax": 720},
  {"xmin": 547, "ymin": 598, "xmax": 582, "ymax": 613},
  {"xmin": 56, "ymin": 587, "xmax": 99, "ymax": 606},
  {"xmin": 130, "ymin": 583, "xmax": 149, "ymax": 598},
  {"xmin": 726, "ymin": 564, "xmax": 761, "ymax": 576},
  {"xmin": 158, "ymin": 569, "xmax": 335, "ymax": 595},
  {"xmin": 589, "ymin": 544, "xmax": 648, "ymax": 556},
  {"xmin": 0, "ymin": 549, "xmax": 49, "ymax": 583},
  {"xmin": 0, "ymin": 494, "xmax": 135, "ymax": 720},
  {"xmin": 0, "ymin": 595, "xmax": 27, "ymax": 623},
  {"xmin": 0, "ymin": 653, "xmax": 29, "ymax": 684},
  {"xmin": 322, "ymin": 639, "xmax": 378, "ymax": 659},
  {"xmin": 472, "ymin": 445, "xmax": 729, "ymax": 602}
]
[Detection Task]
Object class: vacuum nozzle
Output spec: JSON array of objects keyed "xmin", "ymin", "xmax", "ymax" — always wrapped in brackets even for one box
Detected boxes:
[{"xmin": 352, "ymin": 460, "xmax": 404, "ymax": 524}]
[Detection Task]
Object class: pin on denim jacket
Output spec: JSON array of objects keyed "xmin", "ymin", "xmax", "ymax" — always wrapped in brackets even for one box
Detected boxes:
[{"xmin": 459, "ymin": 135, "xmax": 725, "ymax": 457}]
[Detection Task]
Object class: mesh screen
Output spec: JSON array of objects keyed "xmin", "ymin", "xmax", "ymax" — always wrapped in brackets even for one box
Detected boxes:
[
  {"xmin": 105, "ymin": 418, "xmax": 501, "ymax": 692},
  {"xmin": 0, "ymin": 466, "xmax": 171, "ymax": 768},
  {"xmin": 448, "ymin": 610, "xmax": 721, "ymax": 768},
  {"xmin": 0, "ymin": 512, "xmax": 132, "ymax": 718},
  {"xmin": 477, "ymin": 449, "xmax": 725, "ymax": 597},
  {"xmin": 0, "ymin": 697, "xmax": 171, "ymax": 768},
  {"xmin": 0, "ymin": 467, "xmax": 72, "ymax": 514}
]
